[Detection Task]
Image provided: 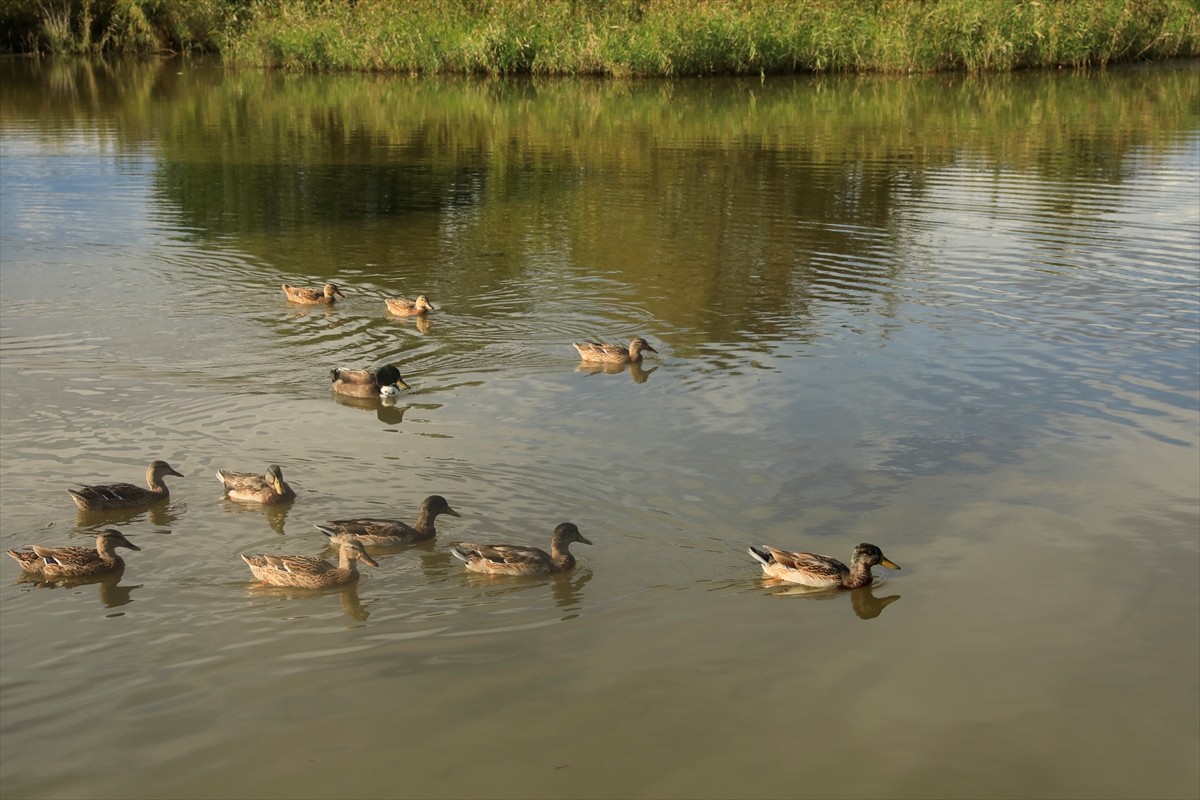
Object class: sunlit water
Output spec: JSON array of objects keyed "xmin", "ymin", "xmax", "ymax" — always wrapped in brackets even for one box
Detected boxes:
[{"xmin": 1, "ymin": 58, "xmax": 1197, "ymax": 800}]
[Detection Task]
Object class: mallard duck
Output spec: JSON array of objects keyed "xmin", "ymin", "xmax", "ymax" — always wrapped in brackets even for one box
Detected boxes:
[
  {"xmin": 241, "ymin": 539, "xmax": 378, "ymax": 589},
  {"xmin": 385, "ymin": 294, "xmax": 435, "ymax": 316},
  {"xmin": 330, "ymin": 364, "xmax": 410, "ymax": 398},
  {"xmin": 316, "ymin": 494, "xmax": 460, "ymax": 546},
  {"xmin": 748, "ymin": 542, "xmax": 900, "ymax": 589},
  {"xmin": 572, "ymin": 337, "xmax": 658, "ymax": 364},
  {"xmin": 216, "ymin": 464, "xmax": 296, "ymax": 505},
  {"xmin": 450, "ymin": 522, "xmax": 592, "ymax": 576},
  {"xmin": 282, "ymin": 283, "xmax": 345, "ymax": 305},
  {"xmin": 7, "ymin": 529, "xmax": 141, "ymax": 579},
  {"xmin": 67, "ymin": 460, "xmax": 184, "ymax": 511}
]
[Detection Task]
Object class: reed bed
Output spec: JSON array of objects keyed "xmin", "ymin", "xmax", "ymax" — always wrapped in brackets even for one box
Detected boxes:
[{"xmin": 4, "ymin": 0, "xmax": 1198, "ymax": 74}]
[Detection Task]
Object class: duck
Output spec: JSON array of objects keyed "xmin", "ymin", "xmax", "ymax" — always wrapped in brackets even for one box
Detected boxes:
[
  {"xmin": 6, "ymin": 529, "xmax": 141, "ymax": 579},
  {"xmin": 282, "ymin": 283, "xmax": 345, "ymax": 305},
  {"xmin": 330, "ymin": 364, "xmax": 410, "ymax": 398},
  {"xmin": 385, "ymin": 294, "xmax": 435, "ymax": 316},
  {"xmin": 316, "ymin": 495, "xmax": 460, "ymax": 547},
  {"xmin": 241, "ymin": 539, "xmax": 378, "ymax": 589},
  {"xmin": 450, "ymin": 522, "xmax": 592, "ymax": 576},
  {"xmin": 572, "ymin": 337, "xmax": 658, "ymax": 364},
  {"xmin": 67, "ymin": 460, "xmax": 184, "ymax": 511},
  {"xmin": 747, "ymin": 542, "xmax": 900, "ymax": 589},
  {"xmin": 216, "ymin": 464, "xmax": 296, "ymax": 505}
]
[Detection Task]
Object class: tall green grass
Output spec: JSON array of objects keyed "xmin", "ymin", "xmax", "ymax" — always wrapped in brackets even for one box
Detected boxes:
[
  {"xmin": 4, "ymin": 0, "xmax": 1198, "ymax": 74},
  {"xmin": 0, "ymin": 0, "xmax": 227, "ymax": 53}
]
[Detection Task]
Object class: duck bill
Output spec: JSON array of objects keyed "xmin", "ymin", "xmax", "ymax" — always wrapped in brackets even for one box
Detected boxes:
[
  {"xmin": 446, "ymin": 507, "xmax": 461, "ymax": 517},
  {"xmin": 361, "ymin": 553, "xmax": 380, "ymax": 568},
  {"xmin": 395, "ymin": 378, "xmax": 411, "ymax": 391},
  {"xmin": 334, "ymin": 289, "xmax": 346, "ymax": 299},
  {"xmin": 880, "ymin": 557, "xmax": 901, "ymax": 570},
  {"xmin": 578, "ymin": 535, "xmax": 594, "ymax": 546}
]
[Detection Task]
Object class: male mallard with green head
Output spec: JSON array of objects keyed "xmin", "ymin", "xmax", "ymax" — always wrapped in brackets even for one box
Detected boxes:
[{"xmin": 330, "ymin": 364, "xmax": 410, "ymax": 398}]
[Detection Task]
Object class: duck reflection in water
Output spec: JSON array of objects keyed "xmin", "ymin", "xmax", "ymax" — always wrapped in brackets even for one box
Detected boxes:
[
  {"xmin": 331, "ymin": 391, "xmax": 411, "ymax": 425},
  {"xmin": 14, "ymin": 570, "xmax": 141, "ymax": 609},
  {"xmin": 74, "ymin": 499, "xmax": 182, "ymax": 529},
  {"xmin": 458, "ymin": 567, "xmax": 594, "ymax": 618},
  {"xmin": 244, "ymin": 581, "xmax": 371, "ymax": 622},
  {"xmin": 219, "ymin": 497, "xmax": 293, "ymax": 535},
  {"xmin": 757, "ymin": 579, "xmax": 901, "ymax": 620},
  {"xmin": 576, "ymin": 360, "xmax": 658, "ymax": 384}
]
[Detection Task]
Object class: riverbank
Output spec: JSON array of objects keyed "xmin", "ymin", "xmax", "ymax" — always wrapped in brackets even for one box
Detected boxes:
[{"xmin": 3, "ymin": 0, "xmax": 1197, "ymax": 75}]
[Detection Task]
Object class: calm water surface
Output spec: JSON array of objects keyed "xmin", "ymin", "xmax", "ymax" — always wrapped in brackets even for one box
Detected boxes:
[{"xmin": 1, "ymin": 58, "xmax": 1197, "ymax": 800}]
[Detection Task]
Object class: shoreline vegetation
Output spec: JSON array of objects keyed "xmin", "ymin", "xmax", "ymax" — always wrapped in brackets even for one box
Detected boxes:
[{"xmin": 1, "ymin": 1, "xmax": 1197, "ymax": 75}]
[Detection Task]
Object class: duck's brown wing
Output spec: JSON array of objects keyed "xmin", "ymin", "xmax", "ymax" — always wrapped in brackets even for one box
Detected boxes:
[{"xmin": 763, "ymin": 547, "xmax": 847, "ymax": 581}]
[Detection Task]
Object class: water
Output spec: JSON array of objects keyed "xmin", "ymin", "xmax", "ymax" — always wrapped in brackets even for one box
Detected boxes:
[{"xmin": 1, "ymin": 58, "xmax": 1197, "ymax": 799}]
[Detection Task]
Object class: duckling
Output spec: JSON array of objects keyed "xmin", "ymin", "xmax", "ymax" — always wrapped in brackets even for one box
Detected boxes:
[
  {"xmin": 216, "ymin": 464, "xmax": 296, "ymax": 505},
  {"xmin": 241, "ymin": 539, "xmax": 378, "ymax": 589},
  {"xmin": 330, "ymin": 364, "xmax": 410, "ymax": 398},
  {"xmin": 316, "ymin": 495, "xmax": 460, "ymax": 547},
  {"xmin": 7, "ymin": 529, "xmax": 141, "ymax": 579},
  {"xmin": 748, "ymin": 542, "xmax": 900, "ymax": 589},
  {"xmin": 385, "ymin": 294, "xmax": 435, "ymax": 316},
  {"xmin": 572, "ymin": 337, "xmax": 658, "ymax": 364},
  {"xmin": 451, "ymin": 522, "xmax": 592, "ymax": 576},
  {"xmin": 67, "ymin": 460, "xmax": 184, "ymax": 511},
  {"xmin": 282, "ymin": 283, "xmax": 345, "ymax": 305}
]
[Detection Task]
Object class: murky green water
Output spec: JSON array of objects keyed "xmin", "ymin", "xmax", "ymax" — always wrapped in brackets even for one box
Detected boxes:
[{"xmin": 1, "ymin": 57, "xmax": 1197, "ymax": 800}]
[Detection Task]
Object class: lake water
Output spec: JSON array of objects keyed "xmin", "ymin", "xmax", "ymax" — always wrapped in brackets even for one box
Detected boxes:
[{"xmin": 0, "ymin": 57, "xmax": 1197, "ymax": 800}]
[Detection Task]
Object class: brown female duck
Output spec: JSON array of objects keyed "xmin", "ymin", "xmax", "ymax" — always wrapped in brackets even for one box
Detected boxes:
[
  {"xmin": 67, "ymin": 460, "xmax": 184, "ymax": 511},
  {"xmin": 330, "ymin": 364, "xmax": 410, "ymax": 398},
  {"xmin": 282, "ymin": 283, "xmax": 345, "ymax": 305},
  {"xmin": 7, "ymin": 529, "xmax": 141, "ymax": 579},
  {"xmin": 747, "ymin": 542, "xmax": 900, "ymax": 589},
  {"xmin": 241, "ymin": 539, "xmax": 378, "ymax": 589},
  {"xmin": 316, "ymin": 494, "xmax": 460, "ymax": 546},
  {"xmin": 216, "ymin": 464, "xmax": 296, "ymax": 505},
  {"xmin": 385, "ymin": 294, "xmax": 435, "ymax": 316},
  {"xmin": 450, "ymin": 522, "xmax": 592, "ymax": 576},
  {"xmin": 572, "ymin": 337, "xmax": 658, "ymax": 364}
]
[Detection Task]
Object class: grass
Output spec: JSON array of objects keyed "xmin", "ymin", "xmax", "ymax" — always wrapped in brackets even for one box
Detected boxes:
[{"xmin": 2, "ymin": 0, "xmax": 1197, "ymax": 74}]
